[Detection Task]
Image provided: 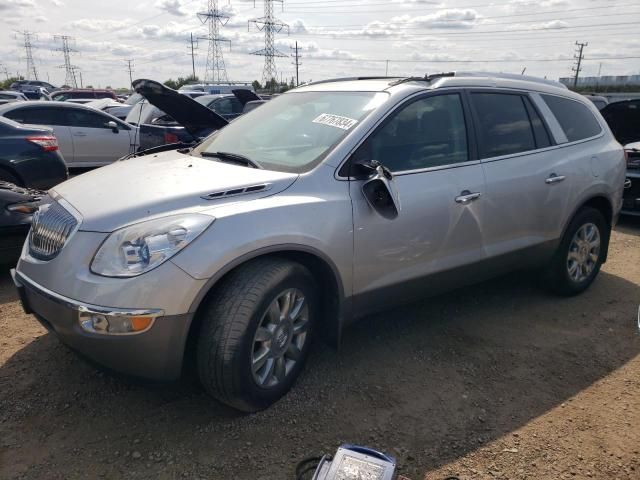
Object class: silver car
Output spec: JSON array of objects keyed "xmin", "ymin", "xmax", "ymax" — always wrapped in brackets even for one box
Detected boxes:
[{"xmin": 12, "ymin": 73, "xmax": 626, "ymax": 412}]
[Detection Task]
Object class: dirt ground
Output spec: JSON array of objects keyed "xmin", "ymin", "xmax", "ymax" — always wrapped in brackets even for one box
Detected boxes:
[{"xmin": 1, "ymin": 218, "xmax": 639, "ymax": 480}]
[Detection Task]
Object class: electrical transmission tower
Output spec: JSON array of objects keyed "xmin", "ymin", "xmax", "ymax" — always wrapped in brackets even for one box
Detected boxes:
[
  {"xmin": 54, "ymin": 35, "xmax": 79, "ymax": 88},
  {"xmin": 249, "ymin": 0, "xmax": 289, "ymax": 89},
  {"xmin": 17, "ymin": 31, "xmax": 39, "ymax": 80},
  {"xmin": 198, "ymin": 0, "xmax": 231, "ymax": 84},
  {"xmin": 290, "ymin": 41, "xmax": 301, "ymax": 87},
  {"xmin": 572, "ymin": 41, "xmax": 588, "ymax": 88}
]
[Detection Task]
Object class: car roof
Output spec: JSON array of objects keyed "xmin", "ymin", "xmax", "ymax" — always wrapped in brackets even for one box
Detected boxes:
[
  {"xmin": 295, "ymin": 71, "xmax": 576, "ymax": 99},
  {"xmin": 0, "ymin": 100, "xmax": 116, "ymax": 115}
]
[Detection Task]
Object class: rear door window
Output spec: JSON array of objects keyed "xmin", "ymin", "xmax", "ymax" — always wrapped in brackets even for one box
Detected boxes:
[
  {"xmin": 66, "ymin": 109, "xmax": 114, "ymax": 128},
  {"xmin": 540, "ymin": 94, "xmax": 602, "ymax": 142},
  {"xmin": 470, "ymin": 92, "xmax": 536, "ymax": 158},
  {"xmin": 4, "ymin": 107, "xmax": 67, "ymax": 125}
]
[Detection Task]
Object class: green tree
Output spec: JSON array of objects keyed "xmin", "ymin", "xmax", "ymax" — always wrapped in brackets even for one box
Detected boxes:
[
  {"xmin": 252, "ymin": 80, "xmax": 261, "ymax": 91},
  {"xmin": 164, "ymin": 75, "xmax": 199, "ymax": 90},
  {"xmin": 0, "ymin": 76, "xmax": 22, "ymax": 90}
]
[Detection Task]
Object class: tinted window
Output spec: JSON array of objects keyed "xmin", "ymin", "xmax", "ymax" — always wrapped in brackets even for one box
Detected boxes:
[
  {"xmin": 66, "ymin": 109, "xmax": 112, "ymax": 128},
  {"xmin": 541, "ymin": 94, "xmax": 602, "ymax": 142},
  {"xmin": 471, "ymin": 93, "xmax": 535, "ymax": 158},
  {"xmin": 355, "ymin": 94, "xmax": 468, "ymax": 172},
  {"xmin": 4, "ymin": 107, "xmax": 67, "ymax": 125}
]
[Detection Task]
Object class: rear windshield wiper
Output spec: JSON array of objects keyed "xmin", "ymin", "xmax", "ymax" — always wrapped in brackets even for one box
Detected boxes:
[{"xmin": 200, "ymin": 151, "xmax": 262, "ymax": 169}]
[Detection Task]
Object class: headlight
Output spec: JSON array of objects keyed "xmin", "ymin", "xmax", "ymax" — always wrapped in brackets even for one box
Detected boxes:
[{"xmin": 91, "ymin": 214, "xmax": 214, "ymax": 277}]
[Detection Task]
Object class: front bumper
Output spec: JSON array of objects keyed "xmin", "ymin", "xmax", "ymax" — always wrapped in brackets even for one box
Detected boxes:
[{"xmin": 12, "ymin": 269, "xmax": 193, "ymax": 381}]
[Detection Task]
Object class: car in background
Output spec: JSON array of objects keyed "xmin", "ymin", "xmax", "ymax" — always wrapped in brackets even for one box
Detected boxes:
[
  {"xmin": 584, "ymin": 94, "xmax": 609, "ymax": 110},
  {"xmin": 11, "ymin": 80, "xmax": 56, "ymax": 93},
  {"xmin": 195, "ymin": 94, "xmax": 246, "ymax": 121},
  {"xmin": 178, "ymin": 83, "xmax": 255, "ymax": 95},
  {"xmin": 87, "ymin": 95, "xmax": 140, "ymax": 120},
  {"xmin": 0, "ymin": 182, "xmax": 43, "ymax": 265},
  {"xmin": 65, "ymin": 98, "xmax": 98, "ymax": 105},
  {"xmin": 0, "ymin": 91, "xmax": 28, "ymax": 105},
  {"xmin": 0, "ymin": 101, "xmax": 138, "ymax": 168},
  {"xmin": 51, "ymin": 89, "xmax": 117, "ymax": 102},
  {"xmin": 0, "ymin": 116, "xmax": 67, "ymax": 189},
  {"xmin": 22, "ymin": 88, "xmax": 52, "ymax": 101},
  {"xmin": 623, "ymin": 143, "xmax": 640, "ymax": 216}
]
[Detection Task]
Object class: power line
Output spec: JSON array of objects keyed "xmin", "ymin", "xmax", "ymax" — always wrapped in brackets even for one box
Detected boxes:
[
  {"xmin": 54, "ymin": 35, "xmax": 79, "ymax": 87},
  {"xmin": 572, "ymin": 41, "xmax": 588, "ymax": 88},
  {"xmin": 249, "ymin": 0, "xmax": 289, "ymax": 88},
  {"xmin": 188, "ymin": 32, "xmax": 198, "ymax": 79},
  {"xmin": 198, "ymin": 0, "xmax": 231, "ymax": 83},
  {"xmin": 291, "ymin": 41, "xmax": 301, "ymax": 86}
]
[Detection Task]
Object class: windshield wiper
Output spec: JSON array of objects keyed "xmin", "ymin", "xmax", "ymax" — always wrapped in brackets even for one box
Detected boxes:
[{"xmin": 200, "ymin": 151, "xmax": 262, "ymax": 169}]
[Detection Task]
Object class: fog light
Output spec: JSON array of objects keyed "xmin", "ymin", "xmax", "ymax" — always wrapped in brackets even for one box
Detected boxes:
[{"xmin": 79, "ymin": 312, "xmax": 156, "ymax": 335}]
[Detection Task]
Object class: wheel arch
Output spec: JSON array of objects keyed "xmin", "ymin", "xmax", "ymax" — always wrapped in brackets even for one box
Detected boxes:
[
  {"xmin": 182, "ymin": 245, "xmax": 348, "ymax": 372},
  {"xmin": 563, "ymin": 194, "xmax": 613, "ymax": 262}
]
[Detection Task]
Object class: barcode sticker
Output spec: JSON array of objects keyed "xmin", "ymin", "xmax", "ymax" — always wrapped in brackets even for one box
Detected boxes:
[{"xmin": 312, "ymin": 113, "xmax": 359, "ymax": 130}]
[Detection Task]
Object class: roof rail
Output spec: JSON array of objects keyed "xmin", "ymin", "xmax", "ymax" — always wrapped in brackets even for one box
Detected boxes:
[
  {"xmin": 305, "ymin": 76, "xmax": 400, "ymax": 86},
  {"xmin": 455, "ymin": 71, "xmax": 568, "ymax": 89}
]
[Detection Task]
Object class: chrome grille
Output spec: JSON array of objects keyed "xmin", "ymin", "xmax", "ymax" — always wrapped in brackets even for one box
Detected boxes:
[{"xmin": 29, "ymin": 201, "xmax": 78, "ymax": 261}]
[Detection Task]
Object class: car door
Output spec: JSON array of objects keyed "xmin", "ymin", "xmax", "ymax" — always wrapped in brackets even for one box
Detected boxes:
[
  {"xmin": 64, "ymin": 108, "xmax": 133, "ymax": 166},
  {"xmin": 468, "ymin": 90, "xmax": 574, "ymax": 258},
  {"xmin": 347, "ymin": 91, "xmax": 487, "ymax": 316},
  {"xmin": 3, "ymin": 106, "xmax": 75, "ymax": 164}
]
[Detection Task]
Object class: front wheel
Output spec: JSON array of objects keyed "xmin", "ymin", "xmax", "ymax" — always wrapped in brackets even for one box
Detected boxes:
[
  {"xmin": 543, "ymin": 207, "xmax": 608, "ymax": 296},
  {"xmin": 196, "ymin": 258, "xmax": 318, "ymax": 412}
]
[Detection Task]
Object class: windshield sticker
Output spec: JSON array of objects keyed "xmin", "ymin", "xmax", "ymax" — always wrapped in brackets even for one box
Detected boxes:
[{"xmin": 312, "ymin": 113, "xmax": 359, "ymax": 130}]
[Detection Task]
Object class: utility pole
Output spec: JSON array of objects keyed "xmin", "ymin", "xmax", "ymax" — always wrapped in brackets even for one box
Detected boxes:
[
  {"xmin": 54, "ymin": 35, "xmax": 79, "ymax": 87},
  {"xmin": 198, "ymin": 0, "xmax": 231, "ymax": 84},
  {"xmin": 188, "ymin": 33, "xmax": 198, "ymax": 79},
  {"xmin": 125, "ymin": 59, "xmax": 134, "ymax": 88},
  {"xmin": 249, "ymin": 0, "xmax": 289, "ymax": 91},
  {"xmin": 290, "ymin": 41, "xmax": 301, "ymax": 86},
  {"xmin": 17, "ymin": 31, "xmax": 39, "ymax": 80},
  {"xmin": 572, "ymin": 41, "xmax": 588, "ymax": 88}
]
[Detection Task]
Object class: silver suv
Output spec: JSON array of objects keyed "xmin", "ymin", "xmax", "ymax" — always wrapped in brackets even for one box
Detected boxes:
[{"xmin": 12, "ymin": 73, "xmax": 626, "ymax": 411}]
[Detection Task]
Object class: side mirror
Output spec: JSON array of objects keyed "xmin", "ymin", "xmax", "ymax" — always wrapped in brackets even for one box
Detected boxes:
[
  {"xmin": 106, "ymin": 120, "xmax": 119, "ymax": 133},
  {"xmin": 359, "ymin": 160, "xmax": 400, "ymax": 220}
]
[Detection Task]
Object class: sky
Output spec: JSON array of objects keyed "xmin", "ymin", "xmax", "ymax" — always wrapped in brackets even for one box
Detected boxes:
[{"xmin": 0, "ymin": 0, "xmax": 639, "ymax": 88}]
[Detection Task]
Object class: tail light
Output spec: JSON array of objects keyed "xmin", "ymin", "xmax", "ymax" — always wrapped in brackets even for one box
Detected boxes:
[
  {"xmin": 26, "ymin": 136, "xmax": 59, "ymax": 152},
  {"xmin": 164, "ymin": 132, "xmax": 179, "ymax": 144}
]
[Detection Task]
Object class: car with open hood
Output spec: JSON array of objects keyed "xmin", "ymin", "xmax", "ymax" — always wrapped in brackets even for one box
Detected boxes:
[{"xmin": 12, "ymin": 73, "xmax": 625, "ymax": 412}]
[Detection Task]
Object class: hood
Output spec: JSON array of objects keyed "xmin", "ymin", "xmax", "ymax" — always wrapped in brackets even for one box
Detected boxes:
[
  {"xmin": 52, "ymin": 151, "xmax": 298, "ymax": 232},
  {"xmin": 231, "ymin": 88, "xmax": 262, "ymax": 106},
  {"xmin": 132, "ymin": 79, "xmax": 228, "ymax": 136},
  {"xmin": 601, "ymin": 99, "xmax": 640, "ymax": 145}
]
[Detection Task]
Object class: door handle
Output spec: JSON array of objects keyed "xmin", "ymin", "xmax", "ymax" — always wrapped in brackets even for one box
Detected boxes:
[
  {"xmin": 545, "ymin": 173, "xmax": 566, "ymax": 184},
  {"xmin": 73, "ymin": 132, "xmax": 87, "ymax": 137},
  {"xmin": 455, "ymin": 190, "xmax": 482, "ymax": 205}
]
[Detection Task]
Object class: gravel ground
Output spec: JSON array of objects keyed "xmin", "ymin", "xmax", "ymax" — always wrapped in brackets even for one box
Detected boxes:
[{"xmin": 1, "ymin": 217, "xmax": 639, "ymax": 480}]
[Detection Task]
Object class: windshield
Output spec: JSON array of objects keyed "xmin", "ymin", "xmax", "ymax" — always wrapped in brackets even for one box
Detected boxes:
[{"xmin": 192, "ymin": 91, "xmax": 387, "ymax": 173}]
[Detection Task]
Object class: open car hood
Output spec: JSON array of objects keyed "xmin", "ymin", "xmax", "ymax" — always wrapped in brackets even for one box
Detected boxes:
[
  {"xmin": 231, "ymin": 88, "xmax": 262, "ymax": 106},
  {"xmin": 132, "ymin": 79, "xmax": 228, "ymax": 136},
  {"xmin": 601, "ymin": 99, "xmax": 640, "ymax": 146}
]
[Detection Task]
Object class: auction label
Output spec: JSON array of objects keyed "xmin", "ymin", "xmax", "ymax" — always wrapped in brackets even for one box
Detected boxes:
[{"xmin": 312, "ymin": 113, "xmax": 358, "ymax": 130}]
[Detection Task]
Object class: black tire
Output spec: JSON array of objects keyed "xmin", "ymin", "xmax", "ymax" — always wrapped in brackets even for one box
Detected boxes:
[
  {"xmin": 196, "ymin": 258, "xmax": 318, "ymax": 412},
  {"xmin": 0, "ymin": 169, "xmax": 20, "ymax": 186},
  {"xmin": 543, "ymin": 207, "xmax": 609, "ymax": 296}
]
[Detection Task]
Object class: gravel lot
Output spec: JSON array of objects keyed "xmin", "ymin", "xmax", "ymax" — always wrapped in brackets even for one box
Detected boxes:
[{"xmin": 1, "ymin": 218, "xmax": 639, "ymax": 480}]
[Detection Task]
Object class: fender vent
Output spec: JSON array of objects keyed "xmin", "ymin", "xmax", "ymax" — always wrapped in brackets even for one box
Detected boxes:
[{"xmin": 201, "ymin": 183, "xmax": 271, "ymax": 200}]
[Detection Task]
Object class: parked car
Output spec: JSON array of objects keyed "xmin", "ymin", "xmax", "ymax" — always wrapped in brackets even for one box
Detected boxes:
[
  {"xmin": 11, "ymin": 73, "xmax": 625, "ymax": 412},
  {"xmin": 584, "ymin": 94, "xmax": 609, "ymax": 110},
  {"xmin": 194, "ymin": 94, "xmax": 245, "ymax": 120},
  {"xmin": 0, "ymin": 182, "xmax": 43, "ymax": 265},
  {"xmin": 0, "ymin": 116, "xmax": 68, "ymax": 188},
  {"xmin": 0, "ymin": 91, "xmax": 28, "ymax": 105},
  {"xmin": 11, "ymin": 80, "xmax": 56, "ymax": 93},
  {"xmin": 179, "ymin": 83, "xmax": 255, "ymax": 95},
  {"xmin": 51, "ymin": 89, "xmax": 117, "ymax": 102},
  {"xmin": 125, "ymin": 79, "xmax": 228, "ymax": 151},
  {"xmin": 0, "ymin": 101, "xmax": 138, "ymax": 168},
  {"xmin": 22, "ymin": 88, "xmax": 52, "ymax": 101},
  {"xmin": 600, "ymin": 99, "xmax": 640, "ymax": 216},
  {"xmin": 64, "ymin": 98, "xmax": 98, "ymax": 105}
]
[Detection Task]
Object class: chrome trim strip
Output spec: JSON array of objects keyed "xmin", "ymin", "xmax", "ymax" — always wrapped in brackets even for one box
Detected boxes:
[{"xmin": 14, "ymin": 270, "xmax": 164, "ymax": 318}]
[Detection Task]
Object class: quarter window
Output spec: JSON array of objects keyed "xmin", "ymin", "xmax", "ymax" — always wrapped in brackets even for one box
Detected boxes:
[
  {"xmin": 355, "ymin": 93, "xmax": 469, "ymax": 172},
  {"xmin": 541, "ymin": 94, "xmax": 602, "ymax": 142},
  {"xmin": 471, "ymin": 93, "xmax": 536, "ymax": 158}
]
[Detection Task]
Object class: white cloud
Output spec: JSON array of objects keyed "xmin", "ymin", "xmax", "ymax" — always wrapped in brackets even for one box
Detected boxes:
[{"xmin": 155, "ymin": 0, "xmax": 188, "ymax": 17}]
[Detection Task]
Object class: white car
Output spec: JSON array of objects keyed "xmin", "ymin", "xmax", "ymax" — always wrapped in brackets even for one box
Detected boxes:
[
  {"xmin": 0, "ymin": 91, "xmax": 28, "ymax": 105},
  {"xmin": 0, "ymin": 101, "xmax": 138, "ymax": 167}
]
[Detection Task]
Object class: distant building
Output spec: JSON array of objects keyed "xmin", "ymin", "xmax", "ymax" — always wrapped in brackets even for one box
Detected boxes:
[{"xmin": 559, "ymin": 75, "xmax": 640, "ymax": 87}]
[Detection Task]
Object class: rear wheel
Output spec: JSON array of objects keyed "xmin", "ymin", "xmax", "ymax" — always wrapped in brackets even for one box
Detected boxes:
[
  {"xmin": 196, "ymin": 258, "xmax": 317, "ymax": 412},
  {"xmin": 543, "ymin": 207, "xmax": 608, "ymax": 296}
]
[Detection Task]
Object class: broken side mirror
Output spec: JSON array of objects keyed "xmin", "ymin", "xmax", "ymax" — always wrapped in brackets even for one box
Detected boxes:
[{"xmin": 358, "ymin": 160, "xmax": 400, "ymax": 220}]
